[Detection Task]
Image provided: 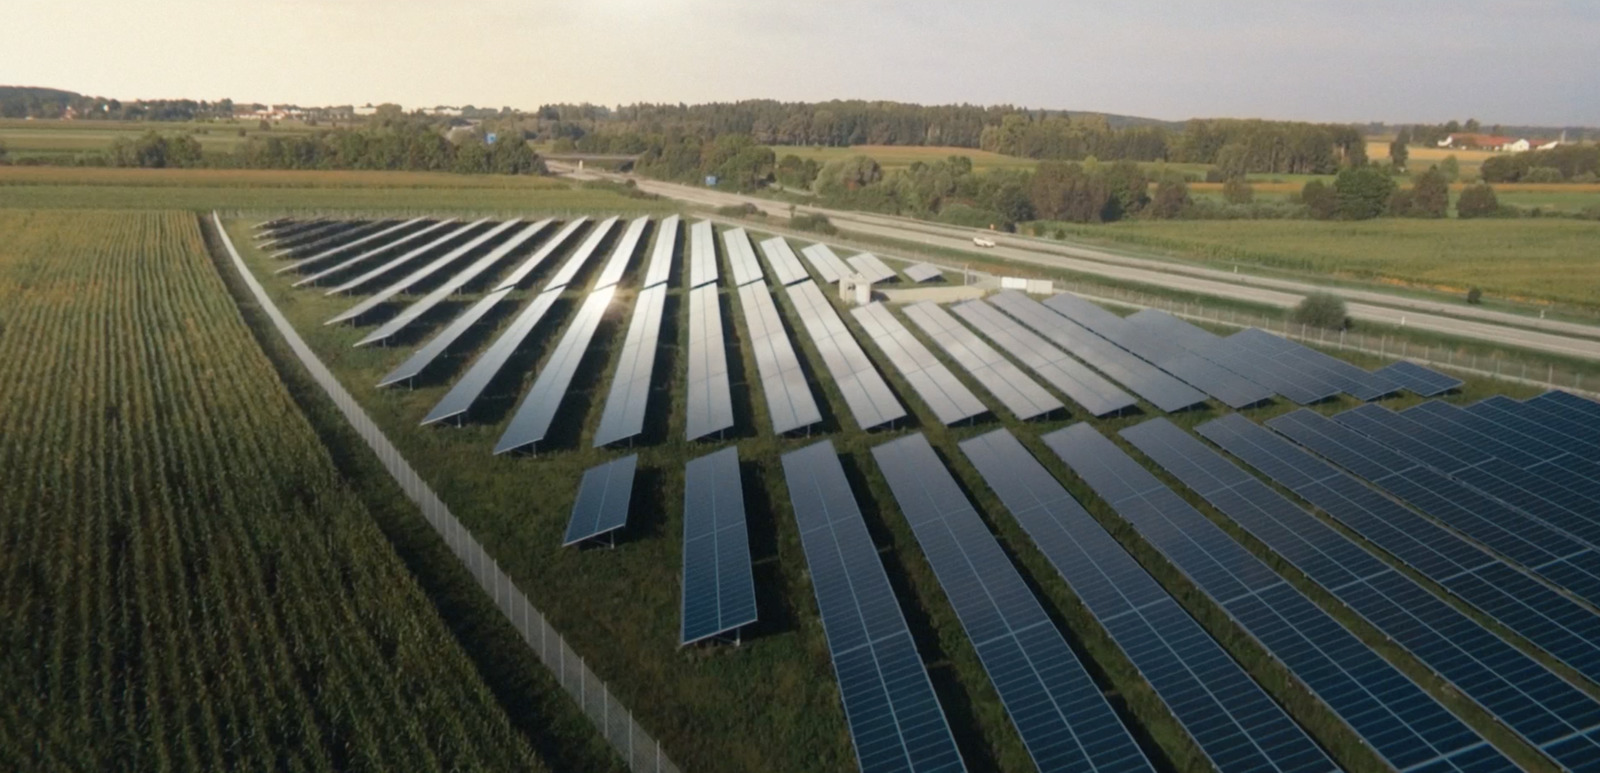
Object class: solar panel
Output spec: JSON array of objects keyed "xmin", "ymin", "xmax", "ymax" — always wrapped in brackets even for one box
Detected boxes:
[
  {"xmin": 641, "ymin": 215, "xmax": 680, "ymax": 289},
  {"xmin": 737, "ymin": 282, "xmax": 822, "ymax": 435},
  {"xmin": 723, "ymin": 227, "xmax": 764, "ymax": 286},
  {"xmin": 757, "ymin": 237, "xmax": 810, "ymax": 286},
  {"xmin": 1125, "ymin": 310, "xmax": 1338, "ymax": 405},
  {"xmin": 276, "ymin": 218, "xmax": 426, "ymax": 274},
  {"xmin": 322, "ymin": 219, "xmax": 489, "ymax": 296},
  {"xmin": 269, "ymin": 220, "xmax": 367, "ymax": 257},
  {"xmin": 1044, "ymin": 422, "xmax": 1508, "ymax": 773},
  {"xmin": 780, "ymin": 440, "xmax": 967, "ymax": 773},
  {"xmin": 1186, "ymin": 415, "xmax": 1600, "ymax": 770},
  {"xmin": 272, "ymin": 219, "xmax": 395, "ymax": 259},
  {"xmin": 903, "ymin": 263, "xmax": 943, "ymax": 283},
  {"xmin": 1373, "ymin": 360, "xmax": 1463, "ymax": 397},
  {"xmin": 902, "ymin": 301, "xmax": 1061, "ymax": 421},
  {"xmin": 872, "ymin": 433, "xmax": 1153, "ymax": 773},
  {"xmin": 988, "ymin": 291, "xmax": 1206, "ymax": 413},
  {"xmin": 291, "ymin": 219, "xmax": 456, "ymax": 286},
  {"xmin": 421, "ymin": 287, "xmax": 563, "ymax": 426},
  {"xmin": 681, "ymin": 446, "xmax": 757, "ymax": 645},
  {"xmin": 563, "ymin": 455, "xmax": 637, "ymax": 546},
  {"xmin": 959, "ymin": 429, "xmax": 1335, "ymax": 773},
  {"xmin": 1230, "ymin": 328, "xmax": 1400, "ymax": 401},
  {"xmin": 327, "ymin": 219, "xmax": 522, "ymax": 326},
  {"xmin": 592, "ymin": 216, "xmax": 649, "ymax": 291},
  {"xmin": 1271, "ymin": 407, "xmax": 1600, "ymax": 605},
  {"xmin": 378, "ymin": 288, "xmax": 513, "ymax": 388},
  {"xmin": 685, "ymin": 284, "xmax": 735, "ymax": 441},
  {"xmin": 258, "ymin": 218, "xmax": 330, "ymax": 246},
  {"xmin": 1045, "ymin": 293, "xmax": 1274, "ymax": 409},
  {"xmin": 952, "ymin": 300, "xmax": 1136, "ymax": 416},
  {"xmin": 786, "ymin": 282, "xmax": 906, "ymax": 430},
  {"xmin": 541, "ymin": 216, "xmax": 618, "ymax": 291},
  {"xmin": 851, "ymin": 303, "xmax": 986, "ymax": 425},
  {"xmin": 801, "ymin": 243, "xmax": 852, "ymax": 284},
  {"xmin": 593, "ymin": 285, "xmax": 668, "ymax": 447},
  {"xmin": 358, "ymin": 219, "xmax": 552, "ymax": 347},
  {"xmin": 847, "ymin": 253, "xmax": 897, "ymax": 283},
  {"xmin": 1250, "ymin": 409, "xmax": 1600, "ymax": 688},
  {"xmin": 494, "ymin": 218, "xmax": 589, "ymax": 290},
  {"xmin": 689, "ymin": 220, "xmax": 719, "ymax": 288},
  {"xmin": 495, "ymin": 286, "xmax": 616, "ymax": 454}
]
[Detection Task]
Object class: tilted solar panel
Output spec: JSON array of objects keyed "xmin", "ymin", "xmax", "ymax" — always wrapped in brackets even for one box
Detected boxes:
[
  {"xmin": 377, "ymin": 287, "xmax": 513, "ymax": 388},
  {"xmin": 851, "ymin": 303, "xmax": 986, "ymax": 426},
  {"xmin": 723, "ymin": 227, "xmax": 764, "ymax": 287},
  {"xmin": 328, "ymin": 219, "xmax": 523, "ymax": 326},
  {"xmin": 787, "ymin": 282, "xmax": 905, "ymax": 430},
  {"xmin": 323, "ymin": 219, "xmax": 489, "ymax": 295},
  {"xmin": 801, "ymin": 243, "xmax": 852, "ymax": 284},
  {"xmin": 541, "ymin": 216, "xmax": 618, "ymax": 291},
  {"xmin": 903, "ymin": 263, "xmax": 943, "ymax": 283},
  {"xmin": 641, "ymin": 215, "xmax": 680, "ymax": 289},
  {"xmin": 421, "ymin": 287, "xmax": 564, "ymax": 426},
  {"xmin": 685, "ymin": 284, "xmax": 735, "ymax": 441},
  {"xmin": 594, "ymin": 285, "xmax": 668, "ymax": 448},
  {"xmin": 275, "ymin": 217, "xmax": 426, "ymax": 274},
  {"xmin": 292, "ymin": 219, "xmax": 456, "ymax": 286},
  {"xmin": 495, "ymin": 286, "xmax": 617, "ymax": 454},
  {"xmin": 847, "ymin": 253, "xmax": 896, "ymax": 283},
  {"xmin": 592, "ymin": 216, "xmax": 649, "ymax": 291},
  {"xmin": 737, "ymin": 282, "xmax": 821, "ymax": 435},
  {"xmin": 689, "ymin": 220, "xmax": 719, "ymax": 288},
  {"xmin": 952, "ymin": 299, "xmax": 1135, "ymax": 417},
  {"xmin": 902, "ymin": 301, "xmax": 1061, "ymax": 421},
  {"xmin": 494, "ymin": 218, "xmax": 588, "ymax": 290},
  {"xmin": 757, "ymin": 237, "xmax": 810, "ymax": 286},
  {"xmin": 1373, "ymin": 360, "xmax": 1462, "ymax": 396},
  {"xmin": 681, "ymin": 446, "xmax": 757, "ymax": 645},
  {"xmin": 564, "ymin": 455, "xmax": 637, "ymax": 546}
]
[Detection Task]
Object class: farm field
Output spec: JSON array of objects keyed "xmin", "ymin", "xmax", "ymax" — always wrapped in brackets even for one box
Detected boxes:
[
  {"xmin": 1042, "ymin": 218, "xmax": 1600, "ymax": 308},
  {"xmin": 0, "ymin": 210, "xmax": 557, "ymax": 772},
  {"xmin": 0, "ymin": 118, "xmax": 322, "ymax": 161},
  {"xmin": 235, "ymin": 211, "xmax": 1585, "ymax": 773},
  {"xmin": 1363, "ymin": 139, "xmax": 1504, "ymax": 176}
]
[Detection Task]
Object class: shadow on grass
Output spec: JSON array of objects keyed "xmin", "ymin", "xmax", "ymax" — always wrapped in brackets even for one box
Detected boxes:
[{"xmin": 740, "ymin": 458, "xmax": 794, "ymax": 642}]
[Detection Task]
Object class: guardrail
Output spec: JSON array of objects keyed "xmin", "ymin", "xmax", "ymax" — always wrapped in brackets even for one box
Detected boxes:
[{"xmin": 212, "ymin": 212, "xmax": 680, "ymax": 773}]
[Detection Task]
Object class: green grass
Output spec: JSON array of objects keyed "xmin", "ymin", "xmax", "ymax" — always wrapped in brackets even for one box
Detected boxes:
[{"xmin": 0, "ymin": 118, "xmax": 324, "ymax": 159}]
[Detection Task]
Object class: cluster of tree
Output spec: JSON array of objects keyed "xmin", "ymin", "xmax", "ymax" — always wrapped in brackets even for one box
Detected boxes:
[
  {"xmin": 978, "ymin": 114, "xmax": 1168, "ymax": 161},
  {"xmin": 0, "ymin": 87, "xmax": 239, "ymax": 121},
  {"xmin": 1172, "ymin": 119, "xmax": 1367, "ymax": 174},
  {"xmin": 618, "ymin": 132, "xmax": 775, "ymax": 190},
  {"xmin": 234, "ymin": 123, "xmax": 543, "ymax": 174},
  {"xmin": 106, "ymin": 131, "xmax": 205, "ymax": 168},
  {"xmin": 1480, "ymin": 144, "xmax": 1600, "ymax": 183},
  {"xmin": 1298, "ymin": 168, "xmax": 1504, "ymax": 220}
]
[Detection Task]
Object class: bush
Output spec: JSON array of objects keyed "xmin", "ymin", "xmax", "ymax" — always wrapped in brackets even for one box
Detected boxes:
[
  {"xmin": 1466, "ymin": 287, "xmax": 1483, "ymax": 305},
  {"xmin": 1222, "ymin": 177, "xmax": 1254, "ymax": 204},
  {"xmin": 1053, "ymin": 229, "xmax": 1066, "ymax": 240},
  {"xmin": 1523, "ymin": 166, "xmax": 1564, "ymax": 183},
  {"xmin": 934, "ymin": 203, "xmax": 1005, "ymax": 229},
  {"xmin": 1290, "ymin": 292, "xmax": 1348, "ymax": 330},
  {"xmin": 714, "ymin": 202, "xmax": 764, "ymax": 218},
  {"xmin": 1149, "ymin": 178, "xmax": 1191, "ymax": 219},
  {"xmin": 789, "ymin": 213, "xmax": 837, "ymax": 235},
  {"xmin": 1300, "ymin": 179, "xmax": 1338, "ymax": 220},
  {"xmin": 1456, "ymin": 183, "xmax": 1501, "ymax": 219},
  {"xmin": 1333, "ymin": 166, "xmax": 1397, "ymax": 220}
]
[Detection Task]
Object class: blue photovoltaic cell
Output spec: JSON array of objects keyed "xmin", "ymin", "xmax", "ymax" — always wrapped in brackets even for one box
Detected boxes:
[
  {"xmin": 959, "ymin": 429, "xmax": 1334, "ymax": 773},
  {"xmin": 1044, "ymin": 422, "xmax": 1509, "ymax": 773},
  {"xmin": 540, "ymin": 216, "xmax": 618, "ymax": 291},
  {"xmin": 1145, "ymin": 416, "xmax": 1600, "ymax": 771},
  {"xmin": 292, "ymin": 219, "xmax": 457, "ymax": 286},
  {"xmin": 1124, "ymin": 310, "xmax": 1338, "ymax": 405},
  {"xmin": 952, "ymin": 299, "xmax": 1135, "ymax": 417},
  {"xmin": 494, "ymin": 218, "xmax": 589, "ymax": 290},
  {"xmin": 902, "ymin": 301, "xmax": 1062, "ymax": 421},
  {"xmin": 788, "ymin": 281, "xmax": 906, "ymax": 431},
  {"xmin": 1374, "ymin": 360, "xmax": 1463, "ymax": 397},
  {"xmin": 738, "ymin": 282, "xmax": 822, "ymax": 435},
  {"xmin": 421, "ymin": 287, "xmax": 564, "ymax": 426},
  {"xmin": 495, "ymin": 286, "xmax": 617, "ymax": 454},
  {"xmin": 685, "ymin": 284, "xmax": 735, "ymax": 441},
  {"xmin": 681, "ymin": 446, "xmax": 757, "ymax": 645},
  {"xmin": 781, "ymin": 440, "xmax": 966, "ymax": 773},
  {"xmin": 323, "ymin": 219, "xmax": 489, "ymax": 295},
  {"xmin": 1229, "ymin": 328, "xmax": 1400, "ymax": 402},
  {"xmin": 851, "ymin": 303, "xmax": 987, "ymax": 426},
  {"xmin": 593, "ymin": 284, "xmax": 669, "ymax": 447},
  {"xmin": 641, "ymin": 215, "xmax": 680, "ymax": 289},
  {"xmin": 872, "ymin": 433, "xmax": 1152, "ymax": 773},
  {"xmin": 563, "ymin": 455, "xmax": 637, "ymax": 546},
  {"xmin": 275, "ymin": 218, "xmax": 425, "ymax": 274},
  {"xmin": 377, "ymin": 287, "xmax": 513, "ymax": 388},
  {"xmin": 329, "ymin": 219, "xmax": 523, "ymax": 326},
  {"xmin": 591, "ymin": 216, "xmax": 649, "ymax": 291}
]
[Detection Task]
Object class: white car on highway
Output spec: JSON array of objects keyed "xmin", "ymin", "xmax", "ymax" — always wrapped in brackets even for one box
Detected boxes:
[{"xmin": 973, "ymin": 236, "xmax": 996, "ymax": 248}]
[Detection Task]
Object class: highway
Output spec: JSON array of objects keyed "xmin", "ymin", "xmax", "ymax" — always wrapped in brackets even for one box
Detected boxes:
[{"xmin": 551, "ymin": 164, "xmax": 1600, "ymax": 362}]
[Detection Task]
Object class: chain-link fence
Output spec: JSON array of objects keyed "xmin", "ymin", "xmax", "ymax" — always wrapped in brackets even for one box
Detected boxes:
[{"xmin": 215, "ymin": 213, "xmax": 679, "ymax": 773}]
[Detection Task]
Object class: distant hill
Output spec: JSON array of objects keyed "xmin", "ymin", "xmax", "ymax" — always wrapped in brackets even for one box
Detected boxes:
[{"xmin": 0, "ymin": 86, "xmax": 86, "ymax": 118}]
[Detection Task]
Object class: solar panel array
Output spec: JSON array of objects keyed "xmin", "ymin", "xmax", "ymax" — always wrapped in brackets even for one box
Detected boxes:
[
  {"xmin": 850, "ymin": 303, "xmax": 986, "ymax": 426},
  {"xmin": 738, "ymin": 282, "xmax": 822, "ymax": 435},
  {"xmin": 873, "ymin": 433, "xmax": 1153, "ymax": 773},
  {"xmin": 681, "ymin": 446, "xmax": 758, "ymax": 645},
  {"xmin": 780, "ymin": 440, "xmax": 966, "ymax": 773},
  {"xmin": 642, "ymin": 215, "xmax": 680, "ymax": 289},
  {"xmin": 1267, "ymin": 408, "xmax": 1600, "ymax": 609},
  {"xmin": 952, "ymin": 300, "xmax": 1135, "ymax": 417},
  {"xmin": 1372, "ymin": 360, "xmax": 1462, "ymax": 396},
  {"xmin": 259, "ymin": 218, "xmax": 331, "ymax": 246},
  {"xmin": 324, "ymin": 219, "xmax": 488, "ymax": 296},
  {"xmin": 1230, "ymin": 328, "xmax": 1399, "ymax": 401},
  {"xmin": 592, "ymin": 216, "xmax": 649, "ymax": 291},
  {"xmin": 787, "ymin": 282, "xmax": 906, "ymax": 431},
  {"xmin": 564, "ymin": 454, "xmax": 637, "ymax": 546},
  {"xmin": 276, "ymin": 217, "xmax": 425, "ymax": 274},
  {"xmin": 689, "ymin": 220, "xmax": 719, "ymax": 288},
  {"xmin": 1123, "ymin": 310, "xmax": 1338, "ymax": 405},
  {"xmin": 1240, "ymin": 409, "xmax": 1600, "ymax": 689},
  {"xmin": 847, "ymin": 253, "xmax": 897, "ymax": 284},
  {"xmin": 495, "ymin": 218, "xmax": 588, "ymax": 290},
  {"xmin": 988, "ymin": 291, "xmax": 1206, "ymax": 413},
  {"xmin": 1044, "ymin": 422, "xmax": 1508, "ymax": 773},
  {"xmin": 541, "ymin": 216, "xmax": 617, "ymax": 291},
  {"xmin": 903, "ymin": 263, "xmax": 943, "ymax": 283},
  {"xmin": 593, "ymin": 285, "xmax": 669, "ymax": 447},
  {"xmin": 328, "ymin": 218, "xmax": 522, "ymax": 326},
  {"xmin": 757, "ymin": 237, "xmax": 810, "ymax": 286},
  {"xmin": 495, "ymin": 286, "xmax": 617, "ymax": 454},
  {"xmin": 801, "ymin": 243, "xmax": 852, "ymax": 284},
  {"xmin": 1143, "ymin": 416, "xmax": 1600, "ymax": 770},
  {"xmin": 293, "ymin": 219, "xmax": 456, "ymax": 287},
  {"xmin": 358, "ymin": 219, "xmax": 551, "ymax": 347},
  {"xmin": 902, "ymin": 301, "xmax": 1061, "ymax": 421},
  {"xmin": 685, "ymin": 284, "xmax": 735, "ymax": 441},
  {"xmin": 378, "ymin": 287, "xmax": 513, "ymax": 388},
  {"xmin": 271, "ymin": 220, "xmax": 373, "ymax": 258},
  {"xmin": 723, "ymin": 227, "xmax": 765, "ymax": 287},
  {"xmin": 421, "ymin": 287, "xmax": 564, "ymax": 426},
  {"xmin": 959, "ymin": 429, "xmax": 1335, "ymax": 773},
  {"xmin": 1044, "ymin": 294, "xmax": 1274, "ymax": 409}
]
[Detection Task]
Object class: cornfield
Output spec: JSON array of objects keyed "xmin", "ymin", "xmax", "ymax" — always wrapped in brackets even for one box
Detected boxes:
[{"xmin": 0, "ymin": 210, "xmax": 545, "ymax": 772}]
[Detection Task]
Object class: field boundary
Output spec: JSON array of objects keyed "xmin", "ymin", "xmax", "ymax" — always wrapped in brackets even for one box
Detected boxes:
[{"xmin": 211, "ymin": 212, "xmax": 680, "ymax": 773}]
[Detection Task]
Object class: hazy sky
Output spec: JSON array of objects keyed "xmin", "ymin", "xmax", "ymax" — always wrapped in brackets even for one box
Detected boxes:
[{"xmin": 5, "ymin": 0, "xmax": 1596, "ymax": 124}]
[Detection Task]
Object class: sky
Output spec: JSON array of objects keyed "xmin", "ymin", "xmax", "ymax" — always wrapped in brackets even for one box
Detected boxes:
[{"xmin": 5, "ymin": 0, "xmax": 1597, "ymax": 125}]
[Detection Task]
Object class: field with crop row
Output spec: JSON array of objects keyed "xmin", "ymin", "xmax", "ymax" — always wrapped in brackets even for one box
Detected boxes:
[{"xmin": 0, "ymin": 210, "xmax": 547, "ymax": 772}]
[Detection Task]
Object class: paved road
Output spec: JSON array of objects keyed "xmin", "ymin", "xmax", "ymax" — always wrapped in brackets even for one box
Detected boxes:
[{"xmin": 554, "ymin": 164, "xmax": 1600, "ymax": 362}]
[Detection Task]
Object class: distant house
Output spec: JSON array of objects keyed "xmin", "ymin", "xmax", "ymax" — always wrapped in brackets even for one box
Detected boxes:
[
  {"xmin": 1501, "ymin": 138, "xmax": 1532, "ymax": 152},
  {"xmin": 1535, "ymin": 139, "xmax": 1562, "ymax": 150},
  {"xmin": 1437, "ymin": 133, "xmax": 1517, "ymax": 150},
  {"xmin": 354, "ymin": 104, "xmax": 379, "ymax": 117}
]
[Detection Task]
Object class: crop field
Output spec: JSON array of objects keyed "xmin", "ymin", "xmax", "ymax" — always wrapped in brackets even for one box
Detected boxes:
[
  {"xmin": 0, "ymin": 166, "xmax": 670, "ymax": 214},
  {"xmin": 232, "ymin": 210, "xmax": 1589, "ymax": 773},
  {"xmin": 1364, "ymin": 139, "xmax": 1504, "ymax": 176},
  {"xmin": 1047, "ymin": 217, "xmax": 1600, "ymax": 308},
  {"xmin": 0, "ymin": 210, "xmax": 565, "ymax": 771},
  {"xmin": 0, "ymin": 118, "xmax": 322, "ymax": 161}
]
